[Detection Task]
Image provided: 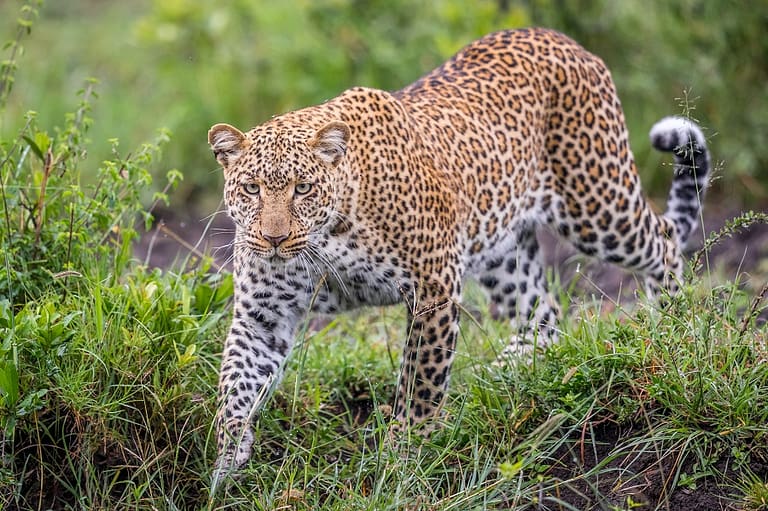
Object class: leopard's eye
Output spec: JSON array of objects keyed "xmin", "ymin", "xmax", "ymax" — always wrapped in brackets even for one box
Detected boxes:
[
  {"xmin": 243, "ymin": 183, "xmax": 260, "ymax": 195},
  {"xmin": 295, "ymin": 182, "xmax": 313, "ymax": 195}
]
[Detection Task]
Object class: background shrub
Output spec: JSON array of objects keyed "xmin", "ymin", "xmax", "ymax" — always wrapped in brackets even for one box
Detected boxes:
[{"xmin": 1, "ymin": 0, "xmax": 766, "ymax": 211}]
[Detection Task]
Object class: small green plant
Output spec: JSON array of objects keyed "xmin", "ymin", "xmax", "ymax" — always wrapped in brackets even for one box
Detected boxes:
[
  {"xmin": 0, "ymin": 81, "xmax": 182, "ymax": 305},
  {"xmin": 739, "ymin": 475, "xmax": 768, "ymax": 511},
  {"xmin": 0, "ymin": 1, "xmax": 41, "ymax": 110}
]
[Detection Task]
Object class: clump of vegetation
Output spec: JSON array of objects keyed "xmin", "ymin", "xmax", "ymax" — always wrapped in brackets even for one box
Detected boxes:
[
  {"xmin": 1, "ymin": 4, "xmax": 232, "ymax": 509},
  {"xmin": 0, "ymin": 2, "xmax": 766, "ymax": 511}
]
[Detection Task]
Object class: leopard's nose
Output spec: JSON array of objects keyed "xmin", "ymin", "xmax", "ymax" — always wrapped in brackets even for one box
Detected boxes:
[{"xmin": 262, "ymin": 233, "xmax": 289, "ymax": 247}]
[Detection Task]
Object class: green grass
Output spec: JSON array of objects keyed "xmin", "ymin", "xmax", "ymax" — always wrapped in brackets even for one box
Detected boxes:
[
  {"xmin": 4, "ymin": 215, "xmax": 767, "ymax": 510},
  {"xmin": 15, "ymin": 275, "xmax": 765, "ymax": 510},
  {"xmin": 212, "ymin": 275, "xmax": 767, "ymax": 510}
]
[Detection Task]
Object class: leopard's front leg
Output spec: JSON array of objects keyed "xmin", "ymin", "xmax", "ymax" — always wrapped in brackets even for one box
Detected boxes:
[
  {"xmin": 213, "ymin": 268, "xmax": 308, "ymax": 483},
  {"xmin": 394, "ymin": 283, "xmax": 460, "ymax": 429}
]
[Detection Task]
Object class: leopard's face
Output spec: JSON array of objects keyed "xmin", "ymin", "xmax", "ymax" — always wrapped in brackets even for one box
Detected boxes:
[{"xmin": 209, "ymin": 121, "xmax": 350, "ymax": 262}]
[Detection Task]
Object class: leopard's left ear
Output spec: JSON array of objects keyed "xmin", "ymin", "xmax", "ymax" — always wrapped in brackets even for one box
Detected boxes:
[
  {"xmin": 310, "ymin": 121, "xmax": 350, "ymax": 166},
  {"xmin": 208, "ymin": 123, "xmax": 247, "ymax": 169}
]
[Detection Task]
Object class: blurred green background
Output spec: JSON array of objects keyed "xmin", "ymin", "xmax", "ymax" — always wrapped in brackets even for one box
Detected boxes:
[{"xmin": 2, "ymin": 0, "xmax": 767, "ymax": 215}]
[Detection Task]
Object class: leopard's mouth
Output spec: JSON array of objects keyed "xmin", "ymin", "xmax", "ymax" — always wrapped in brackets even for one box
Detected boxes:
[
  {"xmin": 237, "ymin": 231, "xmax": 307, "ymax": 259},
  {"xmin": 266, "ymin": 250, "xmax": 299, "ymax": 261},
  {"xmin": 250, "ymin": 243, "xmax": 307, "ymax": 262}
]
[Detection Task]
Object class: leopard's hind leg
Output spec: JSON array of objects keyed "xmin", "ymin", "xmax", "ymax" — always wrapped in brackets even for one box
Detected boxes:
[
  {"xmin": 548, "ymin": 116, "xmax": 710, "ymax": 302},
  {"xmin": 479, "ymin": 226, "xmax": 561, "ymax": 357}
]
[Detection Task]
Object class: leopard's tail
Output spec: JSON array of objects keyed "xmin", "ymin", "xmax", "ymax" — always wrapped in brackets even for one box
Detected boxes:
[{"xmin": 650, "ymin": 116, "xmax": 711, "ymax": 250}]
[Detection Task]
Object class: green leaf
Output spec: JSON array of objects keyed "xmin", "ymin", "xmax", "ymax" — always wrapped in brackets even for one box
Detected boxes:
[
  {"xmin": 21, "ymin": 135, "xmax": 43, "ymax": 162},
  {"xmin": 0, "ymin": 360, "xmax": 19, "ymax": 409},
  {"xmin": 498, "ymin": 458, "xmax": 524, "ymax": 479}
]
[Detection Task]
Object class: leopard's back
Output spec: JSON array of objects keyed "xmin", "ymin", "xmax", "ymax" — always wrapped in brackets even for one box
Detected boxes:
[{"xmin": 393, "ymin": 28, "xmax": 639, "ymax": 270}]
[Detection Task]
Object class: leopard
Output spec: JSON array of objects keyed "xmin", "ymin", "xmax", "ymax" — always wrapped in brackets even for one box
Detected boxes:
[{"xmin": 207, "ymin": 27, "xmax": 711, "ymax": 481}]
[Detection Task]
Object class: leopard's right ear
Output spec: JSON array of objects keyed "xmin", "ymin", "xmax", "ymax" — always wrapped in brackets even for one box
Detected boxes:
[
  {"xmin": 208, "ymin": 123, "xmax": 247, "ymax": 169},
  {"xmin": 310, "ymin": 121, "xmax": 350, "ymax": 166}
]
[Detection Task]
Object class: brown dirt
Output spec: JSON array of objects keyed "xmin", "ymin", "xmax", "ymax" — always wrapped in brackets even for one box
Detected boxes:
[{"xmin": 543, "ymin": 420, "xmax": 767, "ymax": 511}]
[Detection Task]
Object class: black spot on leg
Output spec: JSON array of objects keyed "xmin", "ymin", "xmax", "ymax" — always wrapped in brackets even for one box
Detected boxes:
[
  {"xmin": 526, "ymin": 243, "xmax": 537, "ymax": 261},
  {"xmin": 257, "ymin": 362, "xmax": 275, "ymax": 377},
  {"xmin": 480, "ymin": 275, "xmax": 499, "ymax": 289},
  {"xmin": 486, "ymin": 257, "xmax": 503, "ymax": 270},
  {"xmin": 502, "ymin": 282, "xmax": 517, "ymax": 294},
  {"xmin": 247, "ymin": 309, "xmax": 278, "ymax": 331}
]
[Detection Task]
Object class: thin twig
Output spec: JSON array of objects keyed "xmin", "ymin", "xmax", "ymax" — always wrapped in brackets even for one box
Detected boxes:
[
  {"xmin": 33, "ymin": 146, "xmax": 53, "ymax": 244},
  {"xmin": 740, "ymin": 282, "xmax": 768, "ymax": 340},
  {"xmin": 156, "ymin": 222, "xmax": 224, "ymax": 272}
]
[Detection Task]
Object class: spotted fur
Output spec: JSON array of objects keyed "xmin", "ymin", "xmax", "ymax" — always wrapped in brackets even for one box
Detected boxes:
[{"xmin": 207, "ymin": 28, "xmax": 710, "ymax": 477}]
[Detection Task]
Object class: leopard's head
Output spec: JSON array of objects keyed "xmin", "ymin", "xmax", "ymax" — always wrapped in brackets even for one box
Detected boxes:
[{"xmin": 208, "ymin": 120, "xmax": 350, "ymax": 262}]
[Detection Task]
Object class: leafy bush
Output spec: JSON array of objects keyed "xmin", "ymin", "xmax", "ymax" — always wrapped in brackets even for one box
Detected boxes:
[
  {"xmin": 3, "ymin": 0, "xmax": 766, "ymax": 207},
  {"xmin": 1, "ymin": 6, "xmax": 183, "ymax": 305},
  {"xmin": 0, "ymin": 86, "xmax": 180, "ymax": 304}
]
